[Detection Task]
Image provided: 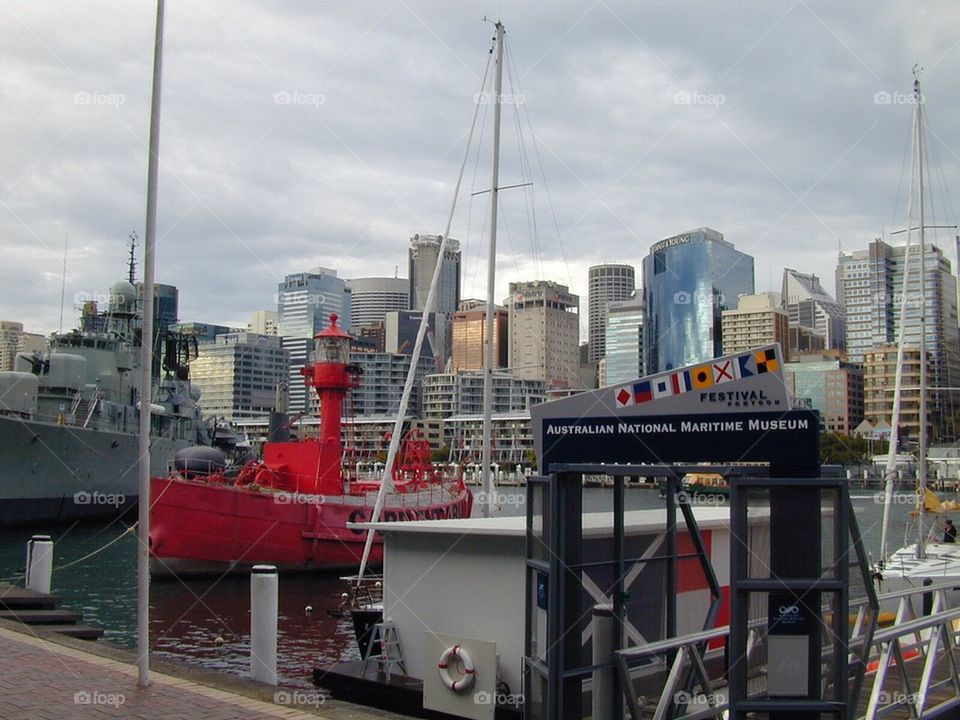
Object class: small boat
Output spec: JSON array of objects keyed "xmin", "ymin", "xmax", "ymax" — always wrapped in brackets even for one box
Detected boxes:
[
  {"xmin": 149, "ymin": 314, "xmax": 472, "ymax": 575},
  {"xmin": 658, "ymin": 472, "xmax": 730, "ymax": 500},
  {"xmin": 682, "ymin": 472, "xmax": 729, "ymax": 499}
]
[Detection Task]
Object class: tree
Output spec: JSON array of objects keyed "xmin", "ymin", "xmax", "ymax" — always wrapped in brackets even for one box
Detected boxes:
[{"xmin": 819, "ymin": 432, "xmax": 884, "ymax": 465}]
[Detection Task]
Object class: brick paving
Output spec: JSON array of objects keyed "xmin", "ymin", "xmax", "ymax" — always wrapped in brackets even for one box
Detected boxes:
[{"xmin": 0, "ymin": 624, "xmax": 397, "ymax": 720}]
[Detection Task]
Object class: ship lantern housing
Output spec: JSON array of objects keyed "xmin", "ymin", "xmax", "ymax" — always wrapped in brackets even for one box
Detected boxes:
[{"xmin": 314, "ymin": 314, "xmax": 351, "ymax": 364}]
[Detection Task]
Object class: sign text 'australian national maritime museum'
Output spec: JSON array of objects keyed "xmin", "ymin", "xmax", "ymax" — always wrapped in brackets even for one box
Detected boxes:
[{"xmin": 531, "ymin": 345, "xmax": 820, "ymax": 476}]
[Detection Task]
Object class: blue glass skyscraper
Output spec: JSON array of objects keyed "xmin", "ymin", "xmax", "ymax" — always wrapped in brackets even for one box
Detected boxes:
[{"xmin": 643, "ymin": 227, "xmax": 754, "ymax": 373}]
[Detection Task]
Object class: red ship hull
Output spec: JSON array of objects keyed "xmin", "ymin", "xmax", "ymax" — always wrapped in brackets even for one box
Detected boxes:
[
  {"xmin": 149, "ymin": 315, "xmax": 474, "ymax": 576},
  {"xmin": 150, "ymin": 477, "xmax": 473, "ymax": 575}
]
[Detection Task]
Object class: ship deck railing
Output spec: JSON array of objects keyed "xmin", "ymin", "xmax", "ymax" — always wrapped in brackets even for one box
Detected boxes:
[{"xmin": 613, "ymin": 580, "xmax": 960, "ymax": 719}]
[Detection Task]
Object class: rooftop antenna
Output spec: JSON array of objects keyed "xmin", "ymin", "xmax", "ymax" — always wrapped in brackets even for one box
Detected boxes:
[
  {"xmin": 128, "ymin": 231, "xmax": 139, "ymax": 283},
  {"xmin": 58, "ymin": 232, "xmax": 68, "ymax": 333},
  {"xmin": 394, "ymin": 264, "xmax": 398, "ymax": 279}
]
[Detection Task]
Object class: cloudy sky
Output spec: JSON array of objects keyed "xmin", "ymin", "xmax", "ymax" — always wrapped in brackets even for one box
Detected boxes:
[{"xmin": 2, "ymin": 1, "xmax": 959, "ymax": 339}]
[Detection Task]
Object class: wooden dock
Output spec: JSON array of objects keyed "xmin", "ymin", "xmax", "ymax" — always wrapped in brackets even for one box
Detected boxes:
[{"xmin": 0, "ymin": 582, "xmax": 104, "ymax": 640}]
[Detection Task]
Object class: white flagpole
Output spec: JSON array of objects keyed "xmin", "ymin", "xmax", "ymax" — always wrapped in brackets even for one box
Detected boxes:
[{"xmin": 138, "ymin": 0, "xmax": 165, "ymax": 688}]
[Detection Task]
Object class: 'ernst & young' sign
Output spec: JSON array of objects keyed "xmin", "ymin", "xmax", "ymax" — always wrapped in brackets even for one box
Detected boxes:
[{"xmin": 650, "ymin": 234, "xmax": 692, "ymax": 254}]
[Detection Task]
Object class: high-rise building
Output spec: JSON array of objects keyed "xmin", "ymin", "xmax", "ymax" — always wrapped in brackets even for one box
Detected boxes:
[
  {"xmin": 781, "ymin": 268, "xmax": 845, "ymax": 350},
  {"xmin": 422, "ymin": 371, "xmax": 546, "ymax": 418},
  {"xmin": 346, "ymin": 277, "xmax": 409, "ymax": 330},
  {"xmin": 408, "ymin": 234, "xmax": 460, "ymax": 314},
  {"xmin": 784, "ymin": 354, "xmax": 864, "ymax": 434},
  {"xmin": 451, "ymin": 300, "xmax": 508, "ymax": 372},
  {"xmin": 385, "ymin": 311, "xmax": 438, "ymax": 362},
  {"xmin": 137, "ymin": 282, "xmax": 179, "ymax": 375},
  {"xmin": 721, "ymin": 293, "xmax": 790, "ymax": 360},
  {"xmin": 863, "ymin": 345, "xmax": 931, "ymax": 445},
  {"xmin": 587, "ymin": 263, "xmax": 635, "ymax": 362},
  {"xmin": 788, "ymin": 326, "xmax": 827, "ymax": 355},
  {"xmin": 248, "ymin": 310, "xmax": 279, "ymax": 336},
  {"xmin": 189, "ymin": 332, "xmax": 289, "ymax": 421},
  {"xmin": 506, "ymin": 280, "xmax": 580, "ymax": 387},
  {"xmin": 347, "ymin": 350, "xmax": 435, "ymax": 417},
  {"xmin": 837, "ymin": 238, "xmax": 960, "ymax": 438},
  {"xmin": 408, "ymin": 234, "xmax": 459, "ymax": 366},
  {"xmin": 0, "ymin": 321, "xmax": 24, "ymax": 371},
  {"xmin": 643, "ymin": 227, "xmax": 755, "ymax": 373},
  {"xmin": 603, "ymin": 296, "xmax": 643, "ymax": 386},
  {"xmin": 277, "ymin": 267, "xmax": 351, "ymax": 414}
]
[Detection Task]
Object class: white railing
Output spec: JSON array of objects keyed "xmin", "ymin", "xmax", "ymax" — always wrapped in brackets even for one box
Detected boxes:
[{"xmin": 612, "ymin": 581, "xmax": 960, "ymax": 720}]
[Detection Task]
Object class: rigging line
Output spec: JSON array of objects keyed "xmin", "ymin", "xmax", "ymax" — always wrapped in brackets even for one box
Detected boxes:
[
  {"xmin": 880, "ymin": 100, "xmax": 920, "ymax": 565},
  {"xmin": 505, "ymin": 40, "xmax": 543, "ymax": 279},
  {"xmin": 507, "ymin": 54, "xmax": 542, "ymax": 279},
  {"xmin": 889, "ymin": 110, "xmax": 914, "ymax": 239},
  {"xmin": 924, "ymin": 112, "xmax": 960, "ymax": 440},
  {"xmin": 52, "ymin": 523, "xmax": 138, "ymax": 573},
  {"xmin": 509, "ymin": 44, "xmax": 574, "ymax": 289},
  {"xmin": 356, "ymin": 31, "xmax": 494, "ymax": 583},
  {"xmin": 465, "ymin": 77, "xmax": 492, "ymax": 299}
]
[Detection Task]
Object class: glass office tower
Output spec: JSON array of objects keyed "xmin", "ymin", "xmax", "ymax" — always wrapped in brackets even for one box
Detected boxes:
[{"xmin": 643, "ymin": 227, "xmax": 755, "ymax": 373}]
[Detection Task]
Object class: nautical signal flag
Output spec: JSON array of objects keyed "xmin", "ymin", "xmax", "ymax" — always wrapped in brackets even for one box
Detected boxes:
[
  {"xmin": 755, "ymin": 348, "xmax": 779, "ymax": 374},
  {"xmin": 652, "ymin": 376, "xmax": 673, "ymax": 399},
  {"xmin": 691, "ymin": 364, "xmax": 714, "ymax": 389},
  {"xmin": 670, "ymin": 370, "xmax": 693, "ymax": 394},
  {"xmin": 615, "ymin": 386, "xmax": 633, "ymax": 407},
  {"xmin": 737, "ymin": 353, "xmax": 755, "ymax": 378},
  {"xmin": 634, "ymin": 380, "xmax": 654, "ymax": 403},
  {"xmin": 712, "ymin": 359, "xmax": 735, "ymax": 384}
]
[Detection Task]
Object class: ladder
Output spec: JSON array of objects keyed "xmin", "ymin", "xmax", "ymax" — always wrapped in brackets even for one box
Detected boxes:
[
  {"xmin": 363, "ymin": 621, "xmax": 405, "ymax": 682},
  {"xmin": 83, "ymin": 388, "xmax": 102, "ymax": 428}
]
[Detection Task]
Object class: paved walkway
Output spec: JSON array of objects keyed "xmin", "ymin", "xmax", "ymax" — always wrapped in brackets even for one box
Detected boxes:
[{"xmin": 0, "ymin": 624, "xmax": 397, "ymax": 719}]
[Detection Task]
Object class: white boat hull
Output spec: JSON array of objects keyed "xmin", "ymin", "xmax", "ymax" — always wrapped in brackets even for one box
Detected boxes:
[{"xmin": 880, "ymin": 542, "xmax": 960, "ymax": 608}]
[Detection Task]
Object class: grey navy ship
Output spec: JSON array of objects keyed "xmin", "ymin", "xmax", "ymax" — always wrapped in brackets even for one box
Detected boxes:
[{"xmin": 0, "ymin": 276, "xmax": 215, "ymax": 526}]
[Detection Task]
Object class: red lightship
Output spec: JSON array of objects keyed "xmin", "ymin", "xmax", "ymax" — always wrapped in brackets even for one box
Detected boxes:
[{"xmin": 149, "ymin": 314, "xmax": 472, "ymax": 575}]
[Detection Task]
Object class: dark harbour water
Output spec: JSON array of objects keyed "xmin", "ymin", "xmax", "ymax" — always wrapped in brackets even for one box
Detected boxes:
[{"xmin": 0, "ymin": 486, "xmax": 918, "ymax": 687}]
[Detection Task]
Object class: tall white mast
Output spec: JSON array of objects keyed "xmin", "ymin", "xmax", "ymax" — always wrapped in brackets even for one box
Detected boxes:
[
  {"xmin": 878, "ymin": 71, "xmax": 920, "ymax": 566},
  {"xmin": 137, "ymin": 0, "xmax": 164, "ymax": 688},
  {"xmin": 915, "ymin": 67, "xmax": 928, "ymax": 560},
  {"xmin": 480, "ymin": 20, "xmax": 504, "ymax": 518}
]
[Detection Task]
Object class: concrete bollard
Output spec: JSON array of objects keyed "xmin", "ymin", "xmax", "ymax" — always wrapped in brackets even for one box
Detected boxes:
[
  {"xmin": 250, "ymin": 565, "xmax": 278, "ymax": 685},
  {"xmin": 25, "ymin": 535, "xmax": 53, "ymax": 595},
  {"xmin": 592, "ymin": 603, "xmax": 615, "ymax": 720}
]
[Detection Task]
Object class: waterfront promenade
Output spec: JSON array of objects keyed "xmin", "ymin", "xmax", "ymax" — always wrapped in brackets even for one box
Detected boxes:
[{"xmin": 0, "ymin": 621, "xmax": 402, "ymax": 719}]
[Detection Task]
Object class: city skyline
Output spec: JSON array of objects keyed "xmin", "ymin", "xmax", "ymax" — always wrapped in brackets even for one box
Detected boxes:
[{"xmin": 2, "ymin": 3, "xmax": 959, "ymax": 340}]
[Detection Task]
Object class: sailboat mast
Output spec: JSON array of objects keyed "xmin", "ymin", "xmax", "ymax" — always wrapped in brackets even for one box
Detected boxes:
[
  {"xmin": 915, "ymin": 69, "xmax": 928, "ymax": 559},
  {"xmin": 480, "ymin": 20, "xmax": 504, "ymax": 518}
]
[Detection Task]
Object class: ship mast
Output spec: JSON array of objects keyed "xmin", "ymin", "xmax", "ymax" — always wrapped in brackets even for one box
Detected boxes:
[
  {"xmin": 128, "ymin": 231, "xmax": 139, "ymax": 284},
  {"xmin": 878, "ymin": 67, "xmax": 930, "ymax": 565},
  {"xmin": 915, "ymin": 67, "xmax": 928, "ymax": 560},
  {"xmin": 480, "ymin": 20, "xmax": 504, "ymax": 518}
]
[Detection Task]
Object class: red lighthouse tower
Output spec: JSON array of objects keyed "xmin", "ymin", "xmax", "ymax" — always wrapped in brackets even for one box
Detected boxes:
[{"xmin": 299, "ymin": 314, "xmax": 360, "ymax": 494}]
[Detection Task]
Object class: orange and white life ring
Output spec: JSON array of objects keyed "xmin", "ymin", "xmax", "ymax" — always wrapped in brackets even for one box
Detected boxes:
[{"xmin": 437, "ymin": 644, "xmax": 476, "ymax": 692}]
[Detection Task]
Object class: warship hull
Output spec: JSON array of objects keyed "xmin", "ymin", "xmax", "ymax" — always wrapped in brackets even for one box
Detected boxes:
[{"xmin": 0, "ymin": 414, "xmax": 191, "ymax": 526}]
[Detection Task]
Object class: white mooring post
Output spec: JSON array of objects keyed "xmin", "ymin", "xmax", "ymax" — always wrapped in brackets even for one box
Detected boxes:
[
  {"xmin": 25, "ymin": 535, "xmax": 53, "ymax": 595},
  {"xmin": 251, "ymin": 565, "xmax": 278, "ymax": 685},
  {"xmin": 592, "ymin": 603, "xmax": 615, "ymax": 720}
]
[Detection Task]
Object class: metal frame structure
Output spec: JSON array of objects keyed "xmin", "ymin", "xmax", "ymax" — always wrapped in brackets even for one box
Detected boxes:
[
  {"xmin": 729, "ymin": 476, "xmax": 854, "ymax": 718},
  {"xmin": 523, "ymin": 463, "xmax": 753, "ymax": 720}
]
